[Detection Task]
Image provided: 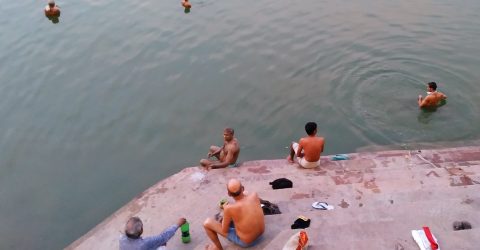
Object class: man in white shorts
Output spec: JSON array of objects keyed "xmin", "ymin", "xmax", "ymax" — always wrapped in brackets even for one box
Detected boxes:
[{"xmin": 287, "ymin": 122, "xmax": 325, "ymax": 169}]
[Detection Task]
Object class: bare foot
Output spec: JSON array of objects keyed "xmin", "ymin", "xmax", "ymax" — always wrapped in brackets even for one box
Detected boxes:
[{"xmin": 287, "ymin": 155, "xmax": 294, "ymax": 164}]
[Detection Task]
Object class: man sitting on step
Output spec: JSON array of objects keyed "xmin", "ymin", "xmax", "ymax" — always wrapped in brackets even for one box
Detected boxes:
[
  {"xmin": 287, "ymin": 122, "xmax": 325, "ymax": 168},
  {"xmin": 203, "ymin": 179, "xmax": 265, "ymax": 250},
  {"xmin": 119, "ymin": 216, "xmax": 186, "ymax": 250}
]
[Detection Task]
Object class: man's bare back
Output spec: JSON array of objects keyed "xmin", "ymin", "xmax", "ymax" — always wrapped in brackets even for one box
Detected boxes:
[
  {"xmin": 418, "ymin": 82, "xmax": 447, "ymax": 108},
  {"xmin": 288, "ymin": 122, "xmax": 325, "ymax": 168},
  {"xmin": 223, "ymin": 192, "xmax": 265, "ymax": 243},
  {"xmin": 298, "ymin": 136, "xmax": 325, "ymax": 162},
  {"xmin": 203, "ymin": 179, "xmax": 264, "ymax": 250}
]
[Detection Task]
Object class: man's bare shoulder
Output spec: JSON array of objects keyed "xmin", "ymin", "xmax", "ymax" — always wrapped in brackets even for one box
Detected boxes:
[
  {"xmin": 223, "ymin": 202, "xmax": 238, "ymax": 212},
  {"xmin": 226, "ymin": 139, "xmax": 240, "ymax": 151},
  {"xmin": 299, "ymin": 137, "xmax": 308, "ymax": 144},
  {"xmin": 301, "ymin": 136, "xmax": 324, "ymax": 143}
]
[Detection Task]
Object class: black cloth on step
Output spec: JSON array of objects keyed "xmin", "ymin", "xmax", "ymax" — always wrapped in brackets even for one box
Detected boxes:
[
  {"xmin": 260, "ymin": 199, "xmax": 281, "ymax": 215},
  {"xmin": 269, "ymin": 178, "xmax": 293, "ymax": 189},
  {"xmin": 291, "ymin": 217, "xmax": 311, "ymax": 229}
]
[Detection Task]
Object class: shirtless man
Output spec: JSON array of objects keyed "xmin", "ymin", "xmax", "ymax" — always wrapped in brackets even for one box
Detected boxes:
[
  {"xmin": 182, "ymin": 0, "xmax": 192, "ymax": 9},
  {"xmin": 44, "ymin": 0, "xmax": 61, "ymax": 17},
  {"xmin": 203, "ymin": 179, "xmax": 265, "ymax": 250},
  {"xmin": 200, "ymin": 128, "xmax": 240, "ymax": 169},
  {"xmin": 418, "ymin": 82, "xmax": 447, "ymax": 108},
  {"xmin": 287, "ymin": 122, "xmax": 325, "ymax": 168}
]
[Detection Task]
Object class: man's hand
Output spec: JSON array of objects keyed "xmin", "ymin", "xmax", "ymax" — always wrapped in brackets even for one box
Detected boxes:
[
  {"xmin": 177, "ymin": 217, "xmax": 187, "ymax": 227},
  {"xmin": 418, "ymin": 95, "xmax": 424, "ymax": 107}
]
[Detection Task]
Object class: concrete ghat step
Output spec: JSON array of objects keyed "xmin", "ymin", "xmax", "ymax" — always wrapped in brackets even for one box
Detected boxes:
[
  {"xmin": 131, "ymin": 169, "xmax": 479, "ymax": 250},
  {"xmin": 310, "ymin": 222, "xmax": 480, "ymax": 250},
  {"xmin": 67, "ymin": 146, "xmax": 480, "ymax": 250},
  {"xmin": 200, "ymin": 147, "xmax": 480, "ymax": 180},
  {"xmin": 191, "ymin": 160, "xmax": 480, "ymax": 192},
  {"xmin": 261, "ymin": 197, "xmax": 480, "ymax": 232},
  {"xmin": 258, "ymin": 184, "xmax": 479, "ymax": 214},
  {"xmin": 264, "ymin": 219, "xmax": 480, "ymax": 250},
  {"xmin": 212, "ymin": 165, "xmax": 480, "ymax": 194},
  {"xmin": 263, "ymin": 225, "xmax": 417, "ymax": 250}
]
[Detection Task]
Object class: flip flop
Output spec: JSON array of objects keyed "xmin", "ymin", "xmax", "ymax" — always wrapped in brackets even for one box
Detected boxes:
[
  {"xmin": 312, "ymin": 201, "xmax": 334, "ymax": 210},
  {"xmin": 331, "ymin": 154, "xmax": 350, "ymax": 161}
]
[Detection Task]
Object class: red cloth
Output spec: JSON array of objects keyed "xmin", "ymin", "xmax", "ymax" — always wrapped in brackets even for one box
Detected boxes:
[
  {"xmin": 423, "ymin": 227, "xmax": 438, "ymax": 250},
  {"xmin": 296, "ymin": 230, "xmax": 308, "ymax": 250}
]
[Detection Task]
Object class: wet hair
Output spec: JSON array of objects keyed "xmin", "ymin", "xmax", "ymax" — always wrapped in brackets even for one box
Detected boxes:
[
  {"xmin": 125, "ymin": 217, "xmax": 143, "ymax": 239},
  {"xmin": 305, "ymin": 122, "xmax": 317, "ymax": 135},
  {"xmin": 428, "ymin": 82, "xmax": 437, "ymax": 90},
  {"xmin": 48, "ymin": 0, "xmax": 55, "ymax": 7},
  {"xmin": 224, "ymin": 128, "xmax": 234, "ymax": 135}
]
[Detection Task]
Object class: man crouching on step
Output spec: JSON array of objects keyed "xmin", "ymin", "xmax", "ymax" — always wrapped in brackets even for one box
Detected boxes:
[{"xmin": 203, "ymin": 179, "xmax": 264, "ymax": 250}]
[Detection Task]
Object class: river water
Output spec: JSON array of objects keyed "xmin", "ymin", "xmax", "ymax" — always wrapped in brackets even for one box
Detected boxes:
[{"xmin": 1, "ymin": 0, "xmax": 480, "ymax": 248}]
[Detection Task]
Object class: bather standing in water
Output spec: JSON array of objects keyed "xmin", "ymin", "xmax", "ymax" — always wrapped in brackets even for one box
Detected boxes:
[
  {"xmin": 44, "ymin": 0, "xmax": 60, "ymax": 17},
  {"xmin": 182, "ymin": 0, "xmax": 191, "ymax": 11},
  {"xmin": 418, "ymin": 82, "xmax": 447, "ymax": 108}
]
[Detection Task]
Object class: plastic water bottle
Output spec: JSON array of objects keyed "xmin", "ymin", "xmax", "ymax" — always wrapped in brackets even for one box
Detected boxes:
[{"xmin": 181, "ymin": 221, "xmax": 190, "ymax": 243}]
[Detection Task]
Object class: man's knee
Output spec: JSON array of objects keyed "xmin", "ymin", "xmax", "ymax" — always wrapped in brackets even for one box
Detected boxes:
[
  {"xmin": 209, "ymin": 145, "xmax": 218, "ymax": 152},
  {"xmin": 203, "ymin": 217, "xmax": 215, "ymax": 229},
  {"xmin": 200, "ymin": 159, "xmax": 209, "ymax": 166}
]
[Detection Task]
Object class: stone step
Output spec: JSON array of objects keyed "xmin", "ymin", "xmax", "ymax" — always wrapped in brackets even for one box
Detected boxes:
[
  {"xmin": 311, "ymin": 221, "xmax": 480, "ymax": 250},
  {"xmin": 255, "ymin": 177, "xmax": 479, "ymax": 208},
  {"xmin": 439, "ymin": 227, "xmax": 480, "ymax": 250},
  {"xmin": 262, "ymin": 196, "xmax": 480, "ymax": 232},
  {"xmin": 264, "ymin": 216, "xmax": 480, "ymax": 250},
  {"xmin": 209, "ymin": 160, "xmax": 480, "ymax": 187},
  {"xmin": 263, "ymin": 222, "xmax": 417, "ymax": 250}
]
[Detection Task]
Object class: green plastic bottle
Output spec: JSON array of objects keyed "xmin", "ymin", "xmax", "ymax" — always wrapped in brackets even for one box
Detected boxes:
[{"xmin": 180, "ymin": 221, "xmax": 191, "ymax": 243}]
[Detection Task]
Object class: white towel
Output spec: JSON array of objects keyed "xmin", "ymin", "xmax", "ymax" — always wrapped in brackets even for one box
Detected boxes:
[{"xmin": 411, "ymin": 227, "xmax": 440, "ymax": 250}]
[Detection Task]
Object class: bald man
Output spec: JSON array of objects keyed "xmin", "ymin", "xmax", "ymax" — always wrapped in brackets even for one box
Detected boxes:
[{"xmin": 203, "ymin": 179, "xmax": 264, "ymax": 250}]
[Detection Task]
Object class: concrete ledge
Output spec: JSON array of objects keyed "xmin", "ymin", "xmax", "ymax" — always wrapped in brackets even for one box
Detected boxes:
[{"xmin": 67, "ymin": 146, "xmax": 480, "ymax": 250}]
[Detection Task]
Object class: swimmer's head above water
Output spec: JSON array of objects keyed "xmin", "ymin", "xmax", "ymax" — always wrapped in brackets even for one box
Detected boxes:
[
  {"xmin": 427, "ymin": 82, "xmax": 437, "ymax": 91},
  {"xmin": 418, "ymin": 81, "xmax": 447, "ymax": 108}
]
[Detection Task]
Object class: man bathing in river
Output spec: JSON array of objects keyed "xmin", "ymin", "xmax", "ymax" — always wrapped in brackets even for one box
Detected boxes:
[
  {"xmin": 418, "ymin": 82, "xmax": 447, "ymax": 108},
  {"xmin": 287, "ymin": 122, "xmax": 325, "ymax": 168},
  {"xmin": 203, "ymin": 179, "xmax": 265, "ymax": 250},
  {"xmin": 44, "ymin": 0, "xmax": 60, "ymax": 17},
  {"xmin": 182, "ymin": 0, "xmax": 191, "ymax": 9},
  {"xmin": 200, "ymin": 128, "xmax": 240, "ymax": 169}
]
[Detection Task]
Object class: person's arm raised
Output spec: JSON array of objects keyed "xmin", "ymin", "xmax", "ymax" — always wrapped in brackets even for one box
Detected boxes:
[{"xmin": 143, "ymin": 218, "xmax": 185, "ymax": 249}]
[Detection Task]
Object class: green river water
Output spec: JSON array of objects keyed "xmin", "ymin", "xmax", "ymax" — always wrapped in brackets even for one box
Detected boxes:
[{"xmin": 1, "ymin": 0, "xmax": 480, "ymax": 248}]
